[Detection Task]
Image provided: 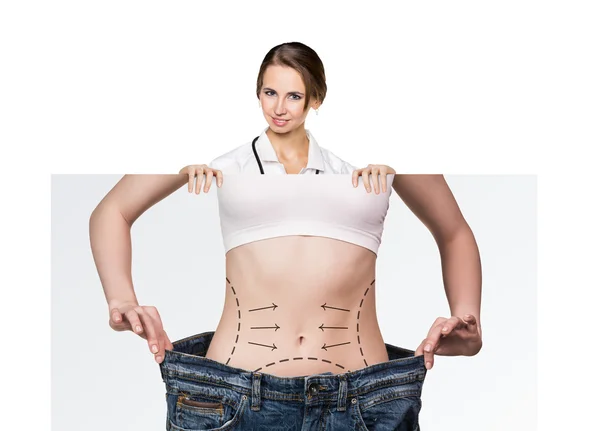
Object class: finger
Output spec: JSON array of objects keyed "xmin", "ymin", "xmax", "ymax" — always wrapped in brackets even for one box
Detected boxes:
[
  {"xmin": 109, "ymin": 309, "xmax": 128, "ymax": 331},
  {"xmin": 110, "ymin": 308, "xmax": 122, "ymax": 324},
  {"xmin": 135, "ymin": 307, "xmax": 160, "ymax": 355},
  {"xmin": 163, "ymin": 329, "xmax": 174, "ymax": 351},
  {"xmin": 121, "ymin": 309, "xmax": 142, "ymax": 334},
  {"xmin": 216, "ymin": 170, "xmax": 224, "ymax": 187},
  {"xmin": 371, "ymin": 167, "xmax": 380, "ymax": 194},
  {"xmin": 204, "ymin": 170, "xmax": 214, "ymax": 193},
  {"xmin": 194, "ymin": 167, "xmax": 205, "ymax": 194},
  {"xmin": 363, "ymin": 169, "xmax": 372, "ymax": 193},
  {"xmin": 423, "ymin": 325, "xmax": 445, "ymax": 369},
  {"xmin": 352, "ymin": 169, "xmax": 360, "ymax": 187},
  {"xmin": 414, "ymin": 339, "xmax": 425, "ymax": 357},
  {"xmin": 440, "ymin": 316, "xmax": 463, "ymax": 337},
  {"xmin": 380, "ymin": 169, "xmax": 388, "ymax": 193},
  {"xmin": 187, "ymin": 167, "xmax": 194, "ymax": 193},
  {"xmin": 463, "ymin": 314, "xmax": 478, "ymax": 332},
  {"xmin": 145, "ymin": 306, "xmax": 168, "ymax": 361}
]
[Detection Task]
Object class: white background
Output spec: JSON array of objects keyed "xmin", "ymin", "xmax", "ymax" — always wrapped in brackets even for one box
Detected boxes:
[
  {"xmin": 2, "ymin": 0, "xmax": 598, "ymax": 430},
  {"xmin": 52, "ymin": 174, "xmax": 535, "ymax": 430}
]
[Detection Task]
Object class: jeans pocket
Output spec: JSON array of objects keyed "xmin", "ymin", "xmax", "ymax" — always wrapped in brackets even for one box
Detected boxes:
[
  {"xmin": 167, "ymin": 391, "xmax": 248, "ymax": 431},
  {"xmin": 353, "ymin": 385, "xmax": 422, "ymax": 431}
]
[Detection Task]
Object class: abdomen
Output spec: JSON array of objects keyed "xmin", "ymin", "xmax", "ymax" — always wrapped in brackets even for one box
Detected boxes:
[{"xmin": 205, "ymin": 236, "xmax": 389, "ymax": 376}]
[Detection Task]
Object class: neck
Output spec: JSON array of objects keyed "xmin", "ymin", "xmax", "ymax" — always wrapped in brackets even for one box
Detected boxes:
[{"xmin": 266, "ymin": 126, "xmax": 309, "ymax": 162}]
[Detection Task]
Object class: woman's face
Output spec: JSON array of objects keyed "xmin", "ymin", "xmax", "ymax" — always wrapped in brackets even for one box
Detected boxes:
[{"xmin": 259, "ymin": 65, "xmax": 319, "ymax": 132}]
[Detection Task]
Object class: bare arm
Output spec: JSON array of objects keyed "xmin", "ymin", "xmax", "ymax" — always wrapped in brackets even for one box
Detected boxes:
[
  {"xmin": 89, "ymin": 173, "xmax": 189, "ymax": 309},
  {"xmin": 392, "ymin": 174, "xmax": 483, "ymax": 339}
]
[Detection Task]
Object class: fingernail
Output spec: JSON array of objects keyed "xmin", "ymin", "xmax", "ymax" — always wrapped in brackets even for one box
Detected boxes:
[
  {"xmin": 136, "ymin": 325, "xmax": 142, "ymax": 333},
  {"xmin": 156, "ymin": 356, "xmax": 162, "ymax": 362},
  {"xmin": 425, "ymin": 344, "xmax": 431, "ymax": 352},
  {"xmin": 151, "ymin": 345, "xmax": 158, "ymax": 353},
  {"xmin": 426, "ymin": 361, "xmax": 431, "ymax": 369},
  {"xmin": 442, "ymin": 326, "xmax": 448, "ymax": 332}
]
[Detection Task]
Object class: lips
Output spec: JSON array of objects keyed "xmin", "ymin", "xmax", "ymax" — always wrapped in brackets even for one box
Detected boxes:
[{"xmin": 272, "ymin": 118, "xmax": 288, "ymax": 125}]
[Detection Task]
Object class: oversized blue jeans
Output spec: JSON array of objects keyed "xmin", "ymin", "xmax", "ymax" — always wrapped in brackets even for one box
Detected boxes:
[{"xmin": 158, "ymin": 331, "xmax": 427, "ymax": 430}]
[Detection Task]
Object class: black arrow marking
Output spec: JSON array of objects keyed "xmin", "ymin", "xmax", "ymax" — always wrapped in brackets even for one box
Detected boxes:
[
  {"xmin": 249, "ymin": 303, "xmax": 278, "ymax": 312},
  {"xmin": 319, "ymin": 324, "xmax": 348, "ymax": 331},
  {"xmin": 250, "ymin": 324, "xmax": 280, "ymax": 331},
  {"xmin": 321, "ymin": 303, "xmax": 350, "ymax": 312},
  {"xmin": 248, "ymin": 341, "xmax": 277, "ymax": 351},
  {"xmin": 321, "ymin": 341, "xmax": 351, "ymax": 351}
]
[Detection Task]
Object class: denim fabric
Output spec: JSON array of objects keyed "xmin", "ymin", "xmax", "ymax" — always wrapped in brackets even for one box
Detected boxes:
[{"xmin": 158, "ymin": 331, "xmax": 427, "ymax": 430}]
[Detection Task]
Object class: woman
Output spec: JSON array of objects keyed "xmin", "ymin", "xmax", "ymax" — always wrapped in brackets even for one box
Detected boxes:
[{"xmin": 90, "ymin": 42, "xmax": 482, "ymax": 430}]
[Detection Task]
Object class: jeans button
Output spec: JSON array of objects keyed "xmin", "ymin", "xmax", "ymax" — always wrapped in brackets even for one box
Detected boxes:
[{"xmin": 308, "ymin": 382, "xmax": 319, "ymax": 395}]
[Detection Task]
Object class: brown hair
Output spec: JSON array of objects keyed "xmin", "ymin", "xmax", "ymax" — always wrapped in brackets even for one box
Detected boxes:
[{"xmin": 256, "ymin": 42, "xmax": 327, "ymax": 112}]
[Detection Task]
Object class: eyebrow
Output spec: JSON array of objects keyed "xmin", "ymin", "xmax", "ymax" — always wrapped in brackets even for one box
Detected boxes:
[{"xmin": 263, "ymin": 87, "xmax": 304, "ymax": 96}]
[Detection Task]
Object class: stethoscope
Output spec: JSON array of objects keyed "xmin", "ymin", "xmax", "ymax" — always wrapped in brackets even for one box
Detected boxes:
[{"xmin": 252, "ymin": 136, "xmax": 320, "ymax": 175}]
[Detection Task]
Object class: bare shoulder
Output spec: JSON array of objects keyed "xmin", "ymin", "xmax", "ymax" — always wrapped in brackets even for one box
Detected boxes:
[{"xmin": 92, "ymin": 174, "xmax": 188, "ymax": 225}]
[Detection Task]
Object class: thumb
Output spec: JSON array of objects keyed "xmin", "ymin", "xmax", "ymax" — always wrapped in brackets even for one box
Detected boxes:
[
  {"xmin": 164, "ymin": 331, "xmax": 174, "ymax": 351},
  {"xmin": 414, "ymin": 341, "xmax": 424, "ymax": 357}
]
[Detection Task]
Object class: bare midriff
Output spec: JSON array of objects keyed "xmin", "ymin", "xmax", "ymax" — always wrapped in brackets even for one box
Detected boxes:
[{"xmin": 205, "ymin": 235, "xmax": 391, "ymax": 377}]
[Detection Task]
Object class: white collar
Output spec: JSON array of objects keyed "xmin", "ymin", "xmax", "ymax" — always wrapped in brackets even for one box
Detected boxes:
[{"xmin": 255, "ymin": 126, "xmax": 325, "ymax": 172}]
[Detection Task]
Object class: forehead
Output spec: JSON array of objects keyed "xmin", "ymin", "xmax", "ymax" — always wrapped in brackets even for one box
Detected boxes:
[{"xmin": 263, "ymin": 65, "xmax": 305, "ymax": 90}]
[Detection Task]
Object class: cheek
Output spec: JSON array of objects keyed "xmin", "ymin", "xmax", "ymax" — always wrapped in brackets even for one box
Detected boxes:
[{"xmin": 290, "ymin": 104, "xmax": 308, "ymax": 118}]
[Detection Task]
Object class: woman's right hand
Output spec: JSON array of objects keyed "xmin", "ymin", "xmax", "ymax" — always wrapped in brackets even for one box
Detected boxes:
[
  {"xmin": 179, "ymin": 164, "xmax": 223, "ymax": 193},
  {"xmin": 109, "ymin": 301, "xmax": 174, "ymax": 364}
]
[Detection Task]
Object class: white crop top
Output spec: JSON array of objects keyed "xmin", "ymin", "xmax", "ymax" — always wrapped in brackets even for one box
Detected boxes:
[{"xmin": 216, "ymin": 174, "xmax": 395, "ymax": 255}]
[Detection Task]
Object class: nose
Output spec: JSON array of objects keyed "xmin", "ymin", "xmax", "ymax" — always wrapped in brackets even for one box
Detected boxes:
[{"xmin": 275, "ymin": 97, "xmax": 287, "ymax": 116}]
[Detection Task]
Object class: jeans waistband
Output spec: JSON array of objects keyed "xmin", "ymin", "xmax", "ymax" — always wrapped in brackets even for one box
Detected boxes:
[{"xmin": 159, "ymin": 331, "xmax": 426, "ymax": 411}]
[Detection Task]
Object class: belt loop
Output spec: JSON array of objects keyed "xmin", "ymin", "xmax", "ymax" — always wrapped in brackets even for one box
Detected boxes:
[
  {"xmin": 337, "ymin": 373, "xmax": 348, "ymax": 412},
  {"xmin": 251, "ymin": 372, "xmax": 262, "ymax": 411}
]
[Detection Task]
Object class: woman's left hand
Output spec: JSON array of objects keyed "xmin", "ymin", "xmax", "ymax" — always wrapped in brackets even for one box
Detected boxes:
[
  {"xmin": 415, "ymin": 314, "xmax": 483, "ymax": 370},
  {"xmin": 352, "ymin": 164, "xmax": 396, "ymax": 193}
]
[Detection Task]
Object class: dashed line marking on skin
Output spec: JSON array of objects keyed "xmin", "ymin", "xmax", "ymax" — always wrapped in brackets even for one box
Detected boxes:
[
  {"xmin": 252, "ymin": 357, "xmax": 346, "ymax": 372},
  {"xmin": 225, "ymin": 277, "xmax": 242, "ymax": 366},
  {"xmin": 357, "ymin": 279, "xmax": 373, "ymax": 367}
]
